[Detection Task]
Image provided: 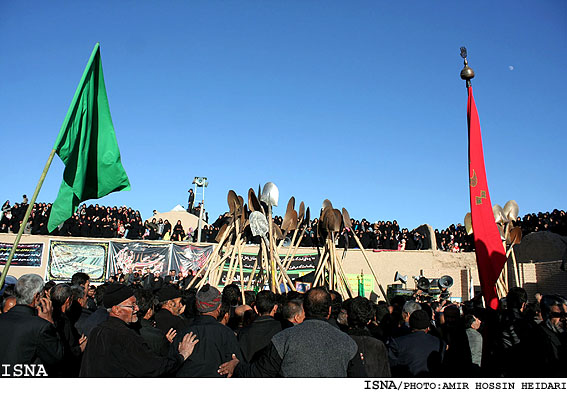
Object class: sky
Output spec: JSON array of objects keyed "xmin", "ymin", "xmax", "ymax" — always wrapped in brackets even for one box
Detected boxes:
[{"xmin": 1, "ymin": 1, "xmax": 565, "ymax": 231}]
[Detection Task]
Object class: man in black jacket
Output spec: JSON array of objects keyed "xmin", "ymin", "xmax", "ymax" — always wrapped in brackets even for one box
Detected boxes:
[
  {"xmin": 387, "ymin": 309, "xmax": 445, "ymax": 377},
  {"xmin": 134, "ymin": 289, "xmax": 173, "ymax": 357},
  {"xmin": 49, "ymin": 284, "xmax": 87, "ymax": 377},
  {"xmin": 79, "ymin": 283, "xmax": 198, "ymax": 377},
  {"xmin": 238, "ymin": 290, "xmax": 282, "ymax": 362},
  {"xmin": 346, "ymin": 297, "xmax": 391, "ymax": 377},
  {"xmin": 154, "ymin": 286, "xmax": 188, "ymax": 334},
  {"xmin": 531, "ymin": 295, "xmax": 566, "ymax": 377},
  {"xmin": 164, "ymin": 270, "xmax": 178, "ymax": 285},
  {"xmin": 174, "ymin": 284, "xmax": 242, "ymax": 377},
  {"xmin": 76, "ymin": 284, "xmax": 108, "ymax": 337},
  {"xmin": 0, "ymin": 274, "xmax": 64, "ymax": 376}
]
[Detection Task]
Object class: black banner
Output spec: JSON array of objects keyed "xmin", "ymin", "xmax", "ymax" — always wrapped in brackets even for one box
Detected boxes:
[
  {"xmin": 170, "ymin": 244, "xmax": 214, "ymax": 276},
  {"xmin": 0, "ymin": 242, "xmax": 43, "ymax": 267},
  {"xmin": 217, "ymin": 252, "xmax": 318, "ymax": 288},
  {"xmin": 109, "ymin": 242, "xmax": 170, "ymax": 276}
]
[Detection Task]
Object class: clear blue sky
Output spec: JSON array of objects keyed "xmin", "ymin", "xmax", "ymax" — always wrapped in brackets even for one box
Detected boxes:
[{"xmin": 1, "ymin": 1, "xmax": 565, "ymax": 231}]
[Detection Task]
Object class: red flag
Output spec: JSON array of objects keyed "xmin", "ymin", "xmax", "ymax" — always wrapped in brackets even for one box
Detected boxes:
[{"xmin": 467, "ymin": 86, "xmax": 507, "ymax": 310}]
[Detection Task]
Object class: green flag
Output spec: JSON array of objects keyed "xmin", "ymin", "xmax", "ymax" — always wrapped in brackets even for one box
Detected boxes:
[
  {"xmin": 358, "ymin": 271, "xmax": 365, "ymax": 297},
  {"xmin": 47, "ymin": 43, "xmax": 130, "ymax": 232}
]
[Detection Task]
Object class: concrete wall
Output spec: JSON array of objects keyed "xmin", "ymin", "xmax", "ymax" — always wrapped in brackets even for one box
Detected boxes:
[
  {"xmin": 2, "ymin": 232, "xmax": 564, "ymax": 302},
  {"xmin": 1, "ymin": 233, "xmax": 478, "ymax": 300}
]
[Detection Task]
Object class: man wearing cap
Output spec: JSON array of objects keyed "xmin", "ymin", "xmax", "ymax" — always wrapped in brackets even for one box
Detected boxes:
[
  {"xmin": 387, "ymin": 309, "xmax": 445, "ymax": 377},
  {"xmin": 174, "ymin": 284, "xmax": 242, "ymax": 377},
  {"xmin": 79, "ymin": 283, "xmax": 199, "ymax": 377},
  {"xmin": 154, "ymin": 285, "xmax": 189, "ymax": 335}
]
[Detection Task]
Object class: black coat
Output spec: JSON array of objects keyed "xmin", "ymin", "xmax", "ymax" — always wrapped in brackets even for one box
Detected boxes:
[
  {"xmin": 154, "ymin": 309, "xmax": 189, "ymax": 335},
  {"xmin": 0, "ymin": 305, "xmax": 64, "ymax": 371},
  {"xmin": 531, "ymin": 320, "xmax": 566, "ymax": 377},
  {"xmin": 238, "ymin": 315, "xmax": 282, "ymax": 362},
  {"xmin": 79, "ymin": 316, "xmax": 184, "ymax": 377},
  {"xmin": 76, "ymin": 307, "xmax": 109, "ymax": 337},
  {"xmin": 388, "ymin": 330, "xmax": 445, "ymax": 377},
  {"xmin": 174, "ymin": 315, "xmax": 242, "ymax": 377},
  {"xmin": 138, "ymin": 318, "xmax": 172, "ymax": 357},
  {"xmin": 52, "ymin": 312, "xmax": 83, "ymax": 377},
  {"xmin": 349, "ymin": 327, "xmax": 391, "ymax": 377}
]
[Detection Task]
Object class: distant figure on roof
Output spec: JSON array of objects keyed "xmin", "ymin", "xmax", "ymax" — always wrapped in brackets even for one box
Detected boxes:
[{"xmin": 187, "ymin": 189, "xmax": 195, "ymax": 214}]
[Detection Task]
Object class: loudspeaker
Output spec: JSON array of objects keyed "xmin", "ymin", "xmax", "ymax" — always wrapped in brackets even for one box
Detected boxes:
[
  {"xmin": 394, "ymin": 272, "xmax": 407, "ymax": 284},
  {"xmin": 428, "ymin": 279, "xmax": 441, "ymax": 295},
  {"xmin": 416, "ymin": 277, "xmax": 430, "ymax": 291},
  {"xmin": 439, "ymin": 275, "xmax": 454, "ymax": 289}
]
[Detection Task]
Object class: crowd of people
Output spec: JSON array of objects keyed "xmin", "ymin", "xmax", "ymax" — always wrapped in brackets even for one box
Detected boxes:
[
  {"xmin": 0, "ymin": 271, "xmax": 564, "ymax": 377},
  {"xmin": 1, "ymin": 197, "xmax": 565, "ymax": 253}
]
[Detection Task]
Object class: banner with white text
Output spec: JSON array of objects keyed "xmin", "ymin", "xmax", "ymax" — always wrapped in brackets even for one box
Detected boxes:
[{"xmin": 0, "ymin": 242, "xmax": 43, "ymax": 267}]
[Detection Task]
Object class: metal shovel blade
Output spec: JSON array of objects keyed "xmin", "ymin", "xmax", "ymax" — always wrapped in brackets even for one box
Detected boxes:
[
  {"xmin": 493, "ymin": 204, "xmax": 506, "ymax": 224},
  {"xmin": 341, "ymin": 208, "xmax": 352, "ymax": 229},
  {"xmin": 286, "ymin": 196, "xmax": 295, "ymax": 215},
  {"xmin": 250, "ymin": 211, "xmax": 269, "ymax": 238},
  {"xmin": 260, "ymin": 182, "xmax": 279, "ymax": 207},
  {"xmin": 508, "ymin": 226, "xmax": 522, "ymax": 245},
  {"xmin": 503, "ymin": 200, "xmax": 519, "ymax": 222},
  {"xmin": 248, "ymin": 188, "xmax": 262, "ymax": 212},
  {"xmin": 282, "ymin": 209, "xmax": 298, "ymax": 231},
  {"xmin": 329, "ymin": 209, "xmax": 342, "ymax": 233},
  {"xmin": 273, "ymin": 224, "xmax": 284, "ymax": 241},
  {"xmin": 298, "ymin": 202, "xmax": 305, "ymax": 222},
  {"xmin": 464, "ymin": 212, "xmax": 473, "ymax": 235},
  {"xmin": 227, "ymin": 190, "xmax": 238, "ymax": 214}
]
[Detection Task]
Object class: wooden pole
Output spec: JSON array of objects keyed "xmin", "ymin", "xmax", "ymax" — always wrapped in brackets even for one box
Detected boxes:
[
  {"xmin": 502, "ymin": 241, "xmax": 509, "ymax": 290},
  {"xmin": 225, "ymin": 228, "xmax": 242, "ymax": 285},
  {"xmin": 282, "ymin": 225, "xmax": 308, "ymax": 272},
  {"xmin": 310, "ymin": 246, "xmax": 328, "ymax": 287},
  {"xmin": 188, "ymin": 221, "xmax": 235, "ymax": 288},
  {"xmin": 266, "ymin": 205, "xmax": 276, "ymax": 293},
  {"xmin": 273, "ymin": 252, "xmax": 295, "ymax": 291},
  {"xmin": 246, "ymin": 248, "xmax": 261, "ymax": 290},
  {"xmin": 1, "ymin": 149, "xmax": 57, "ymax": 289},
  {"xmin": 313, "ymin": 242, "xmax": 330, "ymax": 287},
  {"xmin": 237, "ymin": 241, "xmax": 246, "ymax": 303},
  {"xmin": 333, "ymin": 248, "xmax": 353, "ymax": 299},
  {"xmin": 350, "ymin": 231, "xmax": 389, "ymax": 303},
  {"xmin": 260, "ymin": 238, "xmax": 271, "ymax": 290},
  {"xmin": 280, "ymin": 225, "xmax": 300, "ymax": 268},
  {"xmin": 510, "ymin": 247, "xmax": 521, "ymax": 287}
]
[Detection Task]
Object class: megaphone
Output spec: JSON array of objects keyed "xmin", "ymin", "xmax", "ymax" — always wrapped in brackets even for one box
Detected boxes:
[
  {"xmin": 394, "ymin": 272, "xmax": 407, "ymax": 284},
  {"xmin": 417, "ymin": 277, "xmax": 430, "ymax": 291},
  {"xmin": 429, "ymin": 279, "xmax": 441, "ymax": 294},
  {"xmin": 439, "ymin": 275, "xmax": 454, "ymax": 289}
]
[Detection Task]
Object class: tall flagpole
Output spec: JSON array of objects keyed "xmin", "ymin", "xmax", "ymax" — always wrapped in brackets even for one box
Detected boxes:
[
  {"xmin": 0, "ymin": 149, "xmax": 57, "ymax": 288},
  {"xmin": 461, "ymin": 47, "xmax": 507, "ymax": 309},
  {"xmin": 460, "ymin": 47, "xmax": 475, "ymax": 87}
]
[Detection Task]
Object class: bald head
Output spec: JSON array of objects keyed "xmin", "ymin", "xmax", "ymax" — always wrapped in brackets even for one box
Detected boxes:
[{"xmin": 2, "ymin": 296, "xmax": 16, "ymax": 313}]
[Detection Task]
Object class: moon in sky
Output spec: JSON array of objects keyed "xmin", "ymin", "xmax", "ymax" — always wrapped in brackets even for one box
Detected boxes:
[{"xmin": 508, "ymin": 65, "xmax": 514, "ymax": 71}]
